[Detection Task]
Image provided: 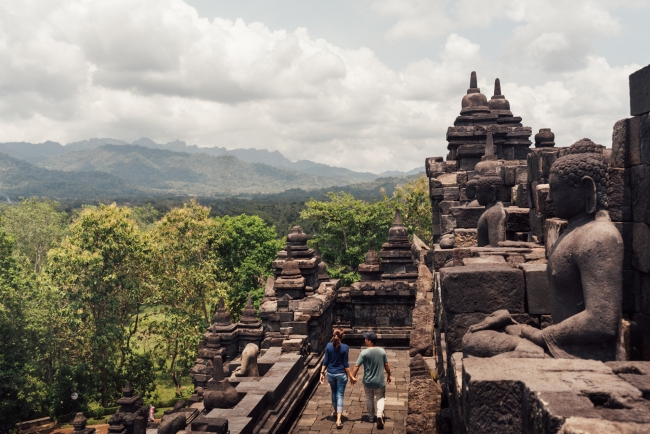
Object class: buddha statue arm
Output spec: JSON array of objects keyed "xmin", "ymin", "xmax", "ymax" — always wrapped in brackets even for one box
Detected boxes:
[{"xmin": 542, "ymin": 229, "xmax": 623, "ymax": 353}]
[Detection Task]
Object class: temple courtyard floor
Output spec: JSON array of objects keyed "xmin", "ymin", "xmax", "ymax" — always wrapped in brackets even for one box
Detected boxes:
[{"xmin": 290, "ymin": 348, "xmax": 410, "ymax": 434}]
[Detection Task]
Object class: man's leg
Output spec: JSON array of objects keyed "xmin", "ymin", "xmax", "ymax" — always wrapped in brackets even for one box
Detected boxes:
[
  {"xmin": 363, "ymin": 386, "xmax": 376, "ymax": 421},
  {"xmin": 376, "ymin": 387, "xmax": 386, "ymax": 418}
]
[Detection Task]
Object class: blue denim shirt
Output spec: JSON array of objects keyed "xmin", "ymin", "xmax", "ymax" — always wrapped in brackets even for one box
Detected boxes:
[{"xmin": 322, "ymin": 342, "xmax": 349, "ymax": 374}]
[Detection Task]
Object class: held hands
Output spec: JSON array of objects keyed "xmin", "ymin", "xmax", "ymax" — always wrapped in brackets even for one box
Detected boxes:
[{"xmin": 349, "ymin": 376, "xmax": 357, "ymax": 385}]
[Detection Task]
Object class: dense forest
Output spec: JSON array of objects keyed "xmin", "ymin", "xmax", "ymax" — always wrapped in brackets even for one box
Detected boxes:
[{"xmin": 0, "ymin": 175, "xmax": 430, "ymax": 427}]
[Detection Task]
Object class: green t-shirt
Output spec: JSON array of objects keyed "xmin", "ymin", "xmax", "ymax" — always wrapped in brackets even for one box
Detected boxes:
[{"xmin": 356, "ymin": 347, "xmax": 388, "ymax": 388}]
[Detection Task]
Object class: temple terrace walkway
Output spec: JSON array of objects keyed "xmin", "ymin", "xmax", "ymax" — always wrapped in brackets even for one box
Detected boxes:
[{"xmin": 290, "ymin": 348, "xmax": 409, "ymax": 433}]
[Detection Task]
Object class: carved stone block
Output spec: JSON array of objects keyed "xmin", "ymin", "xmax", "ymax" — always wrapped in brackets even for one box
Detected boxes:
[
  {"xmin": 520, "ymin": 263, "xmax": 551, "ymax": 314},
  {"xmin": 608, "ymin": 167, "xmax": 633, "ymax": 222},
  {"xmin": 440, "ymin": 265, "xmax": 525, "ymax": 314},
  {"xmin": 450, "ymin": 206, "xmax": 484, "ymax": 228},
  {"xmin": 630, "ymin": 164, "xmax": 650, "ymax": 225},
  {"xmin": 630, "ymin": 64, "xmax": 650, "ymax": 116}
]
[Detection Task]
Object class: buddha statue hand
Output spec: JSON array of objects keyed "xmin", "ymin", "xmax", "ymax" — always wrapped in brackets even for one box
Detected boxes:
[
  {"xmin": 519, "ymin": 324, "xmax": 545, "ymax": 347},
  {"xmin": 468, "ymin": 309, "xmax": 517, "ymax": 333}
]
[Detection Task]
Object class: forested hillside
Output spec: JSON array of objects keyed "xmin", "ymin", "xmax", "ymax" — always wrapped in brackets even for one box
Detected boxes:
[
  {"xmin": 31, "ymin": 145, "xmax": 374, "ymax": 195},
  {"xmin": 0, "ymin": 152, "xmax": 142, "ymax": 199}
]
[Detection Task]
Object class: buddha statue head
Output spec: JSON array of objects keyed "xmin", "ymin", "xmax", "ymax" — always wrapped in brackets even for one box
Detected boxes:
[
  {"xmin": 475, "ymin": 172, "xmax": 503, "ymax": 207},
  {"xmin": 548, "ymin": 141, "xmax": 608, "ymax": 220}
]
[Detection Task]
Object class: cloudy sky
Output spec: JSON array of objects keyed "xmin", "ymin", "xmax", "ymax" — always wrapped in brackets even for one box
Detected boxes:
[{"xmin": 0, "ymin": 0, "xmax": 648, "ymax": 173}]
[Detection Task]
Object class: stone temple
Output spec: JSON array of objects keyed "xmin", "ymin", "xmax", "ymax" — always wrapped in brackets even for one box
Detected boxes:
[{"xmin": 78, "ymin": 66, "xmax": 650, "ymax": 434}]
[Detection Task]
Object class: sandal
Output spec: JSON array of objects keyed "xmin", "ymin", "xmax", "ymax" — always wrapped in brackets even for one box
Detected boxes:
[{"xmin": 336, "ymin": 421, "xmax": 343, "ymax": 429}]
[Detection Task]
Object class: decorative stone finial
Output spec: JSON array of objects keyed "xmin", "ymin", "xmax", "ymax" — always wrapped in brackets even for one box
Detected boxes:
[
  {"xmin": 482, "ymin": 132, "xmax": 497, "ymax": 161},
  {"xmin": 394, "ymin": 209, "xmax": 403, "ymax": 226},
  {"xmin": 239, "ymin": 293, "xmax": 259, "ymax": 324},
  {"xmin": 287, "ymin": 226, "xmax": 308, "ymax": 244},
  {"xmin": 462, "ymin": 71, "xmax": 490, "ymax": 114},
  {"xmin": 281, "ymin": 247, "xmax": 301, "ymax": 277},
  {"xmin": 534, "ymin": 128, "xmax": 555, "ymax": 147},
  {"xmin": 213, "ymin": 297, "xmax": 232, "ymax": 325},
  {"xmin": 72, "ymin": 413, "xmax": 87, "ymax": 431},
  {"xmin": 488, "ymin": 78, "xmax": 512, "ymax": 115},
  {"xmin": 122, "ymin": 382, "xmax": 134, "ymax": 397}
]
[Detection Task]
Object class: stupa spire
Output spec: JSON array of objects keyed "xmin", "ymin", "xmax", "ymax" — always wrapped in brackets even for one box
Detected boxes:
[
  {"xmin": 494, "ymin": 78, "xmax": 501, "ymax": 96},
  {"xmin": 470, "ymin": 71, "xmax": 477, "ymax": 89}
]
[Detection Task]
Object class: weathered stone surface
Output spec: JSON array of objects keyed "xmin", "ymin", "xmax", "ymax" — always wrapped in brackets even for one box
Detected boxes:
[
  {"xmin": 520, "ymin": 263, "xmax": 551, "ymax": 314},
  {"xmin": 630, "ymin": 64, "xmax": 650, "ymax": 116},
  {"xmin": 441, "ymin": 265, "xmax": 525, "ymax": 314},
  {"xmin": 158, "ymin": 413, "xmax": 185, "ymax": 434},
  {"xmin": 190, "ymin": 416, "xmax": 228, "ymax": 434},
  {"xmin": 452, "ymin": 247, "xmax": 472, "ymax": 267},
  {"xmin": 463, "ymin": 357, "xmax": 650, "ymax": 434},
  {"xmin": 433, "ymin": 246, "xmax": 454, "ymax": 270},
  {"xmin": 515, "ymin": 182, "xmax": 529, "ymax": 207},
  {"xmin": 453, "ymin": 228, "xmax": 478, "ymax": 247},
  {"xmin": 410, "ymin": 296, "xmax": 434, "ymax": 357},
  {"xmin": 406, "ymin": 379, "xmax": 441, "ymax": 434},
  {"xmin": 545, "ymin": 217, "xmax": 568, "ymax": 257},
  {"xmin": 439, "ymin": 200, "xmax": 461, "ymax": 214},
  {"xmin": 608, "ymin": 167, "xmax": 633, "ymax": 222},
  {"xmin": 443, "ymin": 187, "xmax": 460, "ymax": 201},
  {"xmin": 533, "ymin": 183, "xmax": 554, "ymax": 217},
  {"xmin": 611, "ymin": 118, "xmax": 639, "ymax": 168},
  {"xmin": 505, "ymin": 206, "xmax": 530, "ymax": 233},
  {"xmin": 462, "ymin": 256, "xmax": 506, "ymax": 265},
  {"xmin": 445, "ymin": 312, "xmax": 487, "ymax": 353},
  {"xmin": 426, "ymin": 157, "xmax": 445, "ymax": 177},
  {"xmin": 561, "ymin": 417, "xmax": 650, "ymax": 434},
  {"xmin": 634, "ymin": 313, "xmax": 650, "ymax": 361},
  {"xmin": 440, "ymin": 214, "xmax": 456, "ymax": 234},
  {"xmin": 450, "ymin": 206, "xmax": 484, "ymax": 228},
  {"xmin": 614, "ymin": 222, "xmax": 634, "ymax": 270},
  {"xmin": 633, "ymin": 223, "xmax": 650, "ymax": 273},
  {"xmin": 630, "ymin": 164, "xmax": 650, "ymax": 224}
]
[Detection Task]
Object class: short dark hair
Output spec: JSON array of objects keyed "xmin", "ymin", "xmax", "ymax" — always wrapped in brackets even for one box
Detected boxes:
[{"xmin": 550, "ymin": 148, "xmax": 608, "ymax": 209}]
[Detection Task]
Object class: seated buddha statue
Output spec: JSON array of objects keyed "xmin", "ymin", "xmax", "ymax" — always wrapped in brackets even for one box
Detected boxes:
[
  {"xmin": 475, "ymin": 172, "xmax": 506, "ymax": 247},
  {"xmin": 462, "ymin": 142, "xmax": 623, "ymax": 361}
]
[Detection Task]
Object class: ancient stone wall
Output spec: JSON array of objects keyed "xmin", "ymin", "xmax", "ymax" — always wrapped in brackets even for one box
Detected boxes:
[{"xmin": 609, "ymin": 66, "xmax": 650, "ymax": 360}]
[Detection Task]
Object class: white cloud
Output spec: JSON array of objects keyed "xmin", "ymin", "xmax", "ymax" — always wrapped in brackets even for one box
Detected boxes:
[{"xmin": 0, "ymin": 0, "xmax": 643, "ymax": 174}]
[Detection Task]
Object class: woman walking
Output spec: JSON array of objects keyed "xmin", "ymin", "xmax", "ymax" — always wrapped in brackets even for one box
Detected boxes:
[{"xmin": 320, "ymin": 328, "xmax": 356, "ymax": 429}]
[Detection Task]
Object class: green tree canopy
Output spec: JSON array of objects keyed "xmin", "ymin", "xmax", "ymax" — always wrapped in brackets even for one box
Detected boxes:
[
  {"xmin": 0, "ymin": 197, "xmax": 68, "ymax": 274},
  {"xmin": 45, "ymin": 204, "xmax": 153, "ymax": 406},
  {"xmin": 300, "ymin": 192, "xmax": 394, "ymax": 284},
  {"xmin": 214, "ymin": 214, "xmax": 283, "ymax": 314}
]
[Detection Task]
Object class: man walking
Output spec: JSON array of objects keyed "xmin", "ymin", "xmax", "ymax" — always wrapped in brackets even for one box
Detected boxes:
[{"xmin": 351, "ymin": 331, "xmax": 392, "ymax": 429}]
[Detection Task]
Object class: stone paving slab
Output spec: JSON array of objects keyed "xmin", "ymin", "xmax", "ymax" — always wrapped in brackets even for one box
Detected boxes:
[{"xmin": 291, "ymin": 348, "xmax": 409, "ymax": 433}]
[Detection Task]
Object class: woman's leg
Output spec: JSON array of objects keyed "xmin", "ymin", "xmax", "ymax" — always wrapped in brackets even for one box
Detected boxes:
[
  {"xmin": 336, "ymin": 374, "xmax": 347, "ymax": 420},
  {"xmin": 327, "ymin": 374, "xmax": 338, "ymax": 415}
]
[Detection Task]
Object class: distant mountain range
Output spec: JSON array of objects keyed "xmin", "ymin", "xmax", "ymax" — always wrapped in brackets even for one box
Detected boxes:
[
  {"xmin": 0, "ymin": 137, "xmax": 420, "ymax": 179},
  {"xmin": 0, "ymin": 138, "xmax": 423, "ymax": 199}
]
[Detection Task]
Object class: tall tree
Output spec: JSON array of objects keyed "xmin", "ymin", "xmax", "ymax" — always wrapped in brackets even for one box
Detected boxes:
[
  {"xmin": 149, "ymin": 201, "xmax": 226, "ymax": 394},
  {"xmin": 45, "ymin": 204, "xmax": 152, "ymax": 406}
]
